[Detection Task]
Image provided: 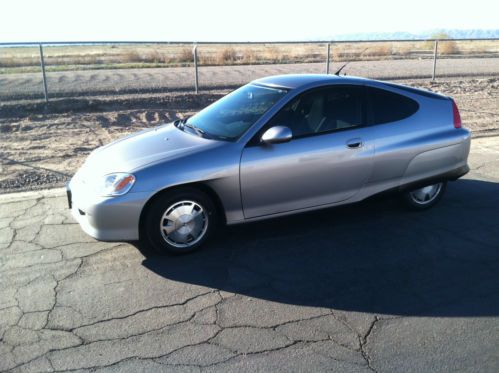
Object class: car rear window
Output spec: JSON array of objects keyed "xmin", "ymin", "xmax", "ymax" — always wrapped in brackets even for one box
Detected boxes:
[{"xmin": 367, "ymin": 87, "xmax": 419, "ymax": 125}]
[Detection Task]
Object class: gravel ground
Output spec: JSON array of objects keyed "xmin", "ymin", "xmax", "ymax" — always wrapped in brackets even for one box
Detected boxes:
[
  {"xmin": 1, "ymin": 57, "xmax": 498, "ymax": 100},
  {"xmin": 0, "ymin": 78, "xmax": 498, "ymax": 194}
]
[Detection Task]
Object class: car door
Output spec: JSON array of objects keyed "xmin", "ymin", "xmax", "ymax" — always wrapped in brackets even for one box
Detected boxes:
[{"xmin": 240, "ymin": 85, "xmax": 375, "ymax": 219}]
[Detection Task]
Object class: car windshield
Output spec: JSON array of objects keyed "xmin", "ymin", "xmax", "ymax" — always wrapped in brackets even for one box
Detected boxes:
[{"xmin": 184, "ymin": 84, "xmax": 288, "ymax": 140}]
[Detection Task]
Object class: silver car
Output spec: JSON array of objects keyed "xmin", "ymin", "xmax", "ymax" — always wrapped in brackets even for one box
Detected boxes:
[{"xmin": 67, "ymin": 74, "xmax": 471, "ymax": 253}]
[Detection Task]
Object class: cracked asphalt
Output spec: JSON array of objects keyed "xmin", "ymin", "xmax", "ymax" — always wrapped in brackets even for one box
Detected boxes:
[{"xmin": 1, "ymin": 136, "xmax": 499, "ymax": 372}]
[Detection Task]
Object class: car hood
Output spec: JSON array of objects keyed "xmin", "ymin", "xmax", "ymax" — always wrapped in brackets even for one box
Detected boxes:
[{"xmin": 80, "ymin": 123, "xmax": 219, "ymax": 176}]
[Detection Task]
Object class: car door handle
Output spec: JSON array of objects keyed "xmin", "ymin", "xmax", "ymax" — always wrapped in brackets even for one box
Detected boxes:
[{"xmin": 346, "ymin": 138, "xmax": 363, "ymax": 149}]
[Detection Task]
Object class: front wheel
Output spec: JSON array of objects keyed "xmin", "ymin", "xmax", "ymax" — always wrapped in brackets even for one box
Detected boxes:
[
  {"xmin": 142, "ymin": 188, "xmax": 218, "ymax": 254},
  {"xmin": 402, "ymin": 181, "xmax": 447, "ymax": 211}
]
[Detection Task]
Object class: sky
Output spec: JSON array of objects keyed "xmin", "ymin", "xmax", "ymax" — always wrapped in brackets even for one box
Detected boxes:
[{"xmin": 1, "ymin": 0, "xmax": 498, "ymax": 43}]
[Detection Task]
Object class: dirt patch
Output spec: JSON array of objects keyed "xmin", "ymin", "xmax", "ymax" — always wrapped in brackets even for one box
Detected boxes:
[
  {"xmin": 413, "ymin": 78, "xmax": 499, "ymax": 137},
  {"xmin": 0, "ymin": 90, "xmax": 227, "ymax": 193},
  {"xmin": 0, "ymin": 79, "xmax": 498, "ymax": 194},
  {"xmin": 0, "ymin": 91, "xmax": 226, "ymax": 118}
]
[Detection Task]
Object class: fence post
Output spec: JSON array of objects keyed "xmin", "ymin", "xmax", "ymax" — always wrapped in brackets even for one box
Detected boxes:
[
  {"xmin": 193, "ymin": 44, "xmax": 199, "ymax": 94},
  {"xmin": 326, "ymin": 43, "xmax": 331, "ymax": 74},
  {"xmin": 39, "ymin": 44, "xmax": 49, "ymax": 102},
  {"xmin": 432, "ymin": 40, "xmax": 439, "ymax": 81}
]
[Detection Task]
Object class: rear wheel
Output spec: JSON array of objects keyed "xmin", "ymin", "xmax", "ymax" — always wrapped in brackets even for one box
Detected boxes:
[
  {"xmin": 143, "ymin": 188, "xmax": 218, "ymax": 254},
  {"xmin": 402, "ymin": 181, "xmax": 447, "ymax": 210}
]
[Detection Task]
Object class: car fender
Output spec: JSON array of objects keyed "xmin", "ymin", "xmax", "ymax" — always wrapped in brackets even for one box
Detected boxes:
[{"xmin": 401, "ymin": 136, "xmax": 470, "ymax": 186}]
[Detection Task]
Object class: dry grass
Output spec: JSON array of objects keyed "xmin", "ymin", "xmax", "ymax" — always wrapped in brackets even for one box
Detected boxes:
[
  {"xmin": 118, "ymin": 47, "xmax": 194, "ymax": 64},
  {"xmin": 263, "ymin": 46, "xmax": 280, "ymax": 62},
  {"xmin": 0, "ymin": 47, "xmax": 40, "ymax": 67},
  {"xmin": 123, "ymin": 50, "xmax": 142, "ymax": 63},
  {"xmin": 218, "ymin": 47, "xmax": 237, "ymax": 64},
  {"xmin": 241, "ymin": 49, "xmax": 258, "ymax": 64},
  {"xmin": 364, "ymin": 44, "xmax": 392, "ymax": 57},
  {"xmin": 439, "ymin": 41, "xmax": 459, "ymax": 55},
  {"xmin": 424, "ymin": 32, "xmax": 459, "ymax": 55},
  {"xmin": 0, "ymin": 56, "xmax": 22, "ymax": 67},
  {"xmin": 394, "ymin": 43, "xmax": 414, "ymax": 56},
  {"xmin": 332, "ymin": 43, "xmax": 395, "ymax": 61},
  {"xmin": 145, "ymin": 50, "xmax": 163, "ymax": 63},
  {"xmin": 177, "ymin": 48, "xmax": 193, "ymax": 63},
  {"xmin": 1, "ymin": 40, "xmax": 497, "ymax": 73}
]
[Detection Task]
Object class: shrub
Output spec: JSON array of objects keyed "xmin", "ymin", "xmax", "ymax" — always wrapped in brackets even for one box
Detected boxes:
[
  {"xmin": 145, "ymin": 50, "xmax": 163, "ymax": 63},
  {"xmin": 123, "ymin": 50, "xmax": 142, "ymax": 63},
  {"xmin": 426, "ymin": 32, "xmax": 459, "ymax": 55},
  {"xmin": 217, "ymin": 47, "xmax": 237, "ymax": 64},
  {"xmin": 177, "ymin": 48, "xmax": 193, "ymax": 63},
  {"xmin": 439, "ymin": 40, "xmax": 458, "ymax": 55}
]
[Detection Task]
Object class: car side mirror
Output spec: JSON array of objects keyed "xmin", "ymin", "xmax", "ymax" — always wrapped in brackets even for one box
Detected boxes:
[{"xmin": 261, "ymin": 126, "xmax": 292, "ymax": 144}]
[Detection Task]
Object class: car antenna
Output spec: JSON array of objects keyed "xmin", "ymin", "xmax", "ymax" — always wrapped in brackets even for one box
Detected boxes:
[
  {"xmin": 334, "ymin": 47, "xmax": 368, "ymax": 75},
  {"xmin": 334, "ymin": 62, "xmax": 349, "ymax": 76}
]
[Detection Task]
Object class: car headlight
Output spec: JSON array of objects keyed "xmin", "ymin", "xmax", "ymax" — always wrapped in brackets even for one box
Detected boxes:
[{"xmin": 97, "ymin": 173, "xmax": 136, "ymax": 196}]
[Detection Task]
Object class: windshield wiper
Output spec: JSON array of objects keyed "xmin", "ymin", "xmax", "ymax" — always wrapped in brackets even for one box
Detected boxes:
[
  {"xmin": 174, "ymin": 117, "xmax": 189, "ymax": 127},
  {"xmin": 175, "ymin": 119, "xmax": 230, "ymax": 141},
  {"xmin": 173, "ymin": 118, "xmax": 202, "ymax": 135},
  {"xmin": 182, "ymin": 122, "xmax": 210, "ymax": 138}
]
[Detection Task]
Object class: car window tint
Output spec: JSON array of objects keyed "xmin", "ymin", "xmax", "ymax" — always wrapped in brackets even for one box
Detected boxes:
[
  {"xmin": 266, "ymin": 85, "xmax": 365, "ymax": 138},
  {"xmin": 322, "ymin": 87, "xmax": 364, "ymax": 131},
  {"xmin": 368, "ymin": 87, "xmax": 419, "ymax": 125}
]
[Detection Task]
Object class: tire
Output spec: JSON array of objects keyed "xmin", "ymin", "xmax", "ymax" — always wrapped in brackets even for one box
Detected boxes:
[
  {"xmin": 142, "ymin": 187, "xmax": 218, "ymax": 254},
  {"xmin": 402, "ymin": 181, "xmax": 447, "ymax": 211}
]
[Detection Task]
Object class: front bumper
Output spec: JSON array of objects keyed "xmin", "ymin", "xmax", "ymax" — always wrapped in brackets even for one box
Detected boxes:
[{"xmin": 66, "ymin": 179, "xmax": 150, "ymax": 242}]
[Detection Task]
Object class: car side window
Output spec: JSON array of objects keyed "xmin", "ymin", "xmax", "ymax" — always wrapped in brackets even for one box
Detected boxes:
[
  {"xmin": 367, "ymin": 87, "xmax": 419, "ymax": 125},
  {"xmin": 265, "ymin": 85, "xmax": 365, "ymax": 139}
]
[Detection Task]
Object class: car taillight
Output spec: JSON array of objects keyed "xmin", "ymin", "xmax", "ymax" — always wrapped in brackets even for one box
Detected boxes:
[{"xmin": 452, "ymin": 100, "xmax": 461, "ymax": 128}]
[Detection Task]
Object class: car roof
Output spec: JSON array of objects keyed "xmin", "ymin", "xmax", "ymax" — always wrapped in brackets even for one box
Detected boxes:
[
  {"xmin": 252, "ymin": 74, "xmax": 449, "ymax": 101},
  {"xmin": 252, "ymin": 74, "xmax": 368, "ymax": 90}
]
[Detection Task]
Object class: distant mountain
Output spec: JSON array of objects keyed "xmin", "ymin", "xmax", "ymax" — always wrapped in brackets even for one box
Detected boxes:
[{"xmin": 325, "ymin": 29, "xmax": 499, "ymax": 41}]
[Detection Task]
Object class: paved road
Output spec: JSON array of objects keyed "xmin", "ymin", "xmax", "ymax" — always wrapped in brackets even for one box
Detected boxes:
[
  {"xmin": 1, "ymin": 137, "xmax": 499, "ymax": 372},
  {"xmin": 1, "ymin": 57, "xmax": 498, "ymax": 100}
]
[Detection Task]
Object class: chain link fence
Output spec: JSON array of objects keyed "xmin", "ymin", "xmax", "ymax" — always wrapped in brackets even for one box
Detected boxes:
[{"xmin": 1, "ymin": 39, "xmax": 498, "ymax": 102}]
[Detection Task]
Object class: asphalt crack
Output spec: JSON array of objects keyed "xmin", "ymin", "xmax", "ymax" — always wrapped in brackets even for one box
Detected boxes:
[{"xmin": 359, "ymin": 316, "xmax": 379, "ymax": 373}]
